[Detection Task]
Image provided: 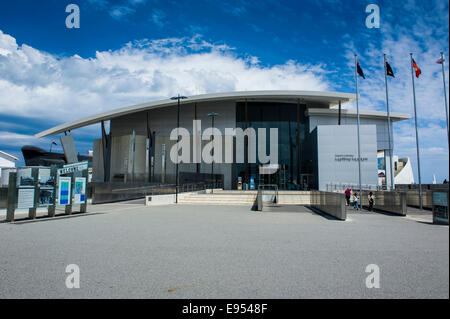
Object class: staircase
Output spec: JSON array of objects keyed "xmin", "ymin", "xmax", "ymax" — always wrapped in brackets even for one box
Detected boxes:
[{"xmin": 178, "ymin": 191, "xmax": 257, "ymax": 205}]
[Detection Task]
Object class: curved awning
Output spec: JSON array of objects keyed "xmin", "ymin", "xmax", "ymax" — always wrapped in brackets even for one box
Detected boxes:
[{"xmin": 35, "ymin": 90, "xmax": 356, "ymax": 138}]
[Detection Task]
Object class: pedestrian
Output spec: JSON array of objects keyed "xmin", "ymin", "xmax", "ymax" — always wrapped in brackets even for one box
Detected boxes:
[
  {"xmin": 368, "ymin": 192, "xmax": 375, "ymax": 212},
  {"xmin": 352, "ymin": 193, "xmax": 359, "ymax": 210},
  {"xmin": 344, "ymin": 187, "xmax": 351, "ymax": 206}
]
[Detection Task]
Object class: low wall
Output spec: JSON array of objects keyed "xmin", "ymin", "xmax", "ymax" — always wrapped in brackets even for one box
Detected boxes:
[
  {"xmin": 310, "ymin": 191, "xmax": 346, "ymax": 220},
  {"xmin": 278, "ymin": 192, "xmax": 312, "ymax": 205},
  {"xmin": 361, "ymin": 190, "xmax": 407, "ymax": 216},
  {"xmin": 406, "ymin": 190, "xmax": 433, "ymax": 209},
  {"xmin": 92, "ymin": 182, "xmax": 176, "ymax": 204}
]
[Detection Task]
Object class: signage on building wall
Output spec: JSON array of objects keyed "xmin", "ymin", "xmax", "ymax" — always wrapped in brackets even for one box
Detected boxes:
[{"xmin": 334, "ymin": 154, "xmax": 368, "ymax": 162}]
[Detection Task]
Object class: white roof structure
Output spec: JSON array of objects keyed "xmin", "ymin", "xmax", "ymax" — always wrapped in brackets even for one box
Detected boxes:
[
  {"xmin": 35, "ymin": 90, "xmax": 356, "ymax": 138},
  {"xmin": 0, "ymin": 150, "xmax": 18, "ymax": 162},
  {"xmin": 306, "ymin": 108, "xmax": 411, "ymax": 122}
]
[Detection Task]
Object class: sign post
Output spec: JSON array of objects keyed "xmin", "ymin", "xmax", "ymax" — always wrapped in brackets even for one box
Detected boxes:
[
  {"xmin": 6, "ymin": 172, "xmax": 17, "ymax": 222},
  {"xmin": 47, "ymin": 166, "xmax": 57, "ymax": 217},
  {"xmin": 28, "ymin": 168, "xmax": 39, "ymax": 219}
]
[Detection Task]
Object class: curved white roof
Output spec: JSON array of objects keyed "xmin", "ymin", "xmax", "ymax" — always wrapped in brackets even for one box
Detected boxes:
[
  {"xmin": 36, "ymin": 90, "xmax": 356, "ymax": 138},
  {"xmin": 306, "ymin": 108, "xmax": 411, "ymax": 122}
]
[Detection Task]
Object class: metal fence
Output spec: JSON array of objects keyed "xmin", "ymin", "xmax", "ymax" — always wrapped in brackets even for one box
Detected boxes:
[
  {"xmin": 92, "ymin": 173, "xmax": 224, "ymax": 204},
  {"xmin": 325, "ymin": 182, "xmax": 382, "ymax": 192}
]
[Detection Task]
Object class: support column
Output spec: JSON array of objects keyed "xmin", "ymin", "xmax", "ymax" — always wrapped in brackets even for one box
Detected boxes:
[
  {"xmin": 101, "ymin": 121, "xmax": 108, "ymax": 182},
  {"xmin": 245, "ymin": 100, "xmax": 249, "ymax": 185},
  {"xmin": 6, "ymin": 172, "xmax": 17, "ymax": 222},
  {"xmin": 195, "ymin": 102, "xmax": 200, "ymax": 174},
  {"xmin": 338, "ymin": 100, "xmax": 341, "ymax": 125},
  {"xmin": 296, "ymin": 100, "xmax": 301, "ymax": 186},
  {"xmin": 146, "ymin": 112, "xmax": 153, "ymax": 183}
]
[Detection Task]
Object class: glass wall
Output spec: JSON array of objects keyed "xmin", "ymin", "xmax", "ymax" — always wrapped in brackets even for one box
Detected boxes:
[{"xmin": 234, "ymin": 102, "xmax": 309, "ymax": 190}]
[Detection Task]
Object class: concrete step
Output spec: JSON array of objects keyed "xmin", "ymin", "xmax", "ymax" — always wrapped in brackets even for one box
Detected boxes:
[
  {"xmin": 212, "ymin": 190, "xmax": 258, "ymax": 195},
  {"xmin": 182, "ymin": 195, "xmax": 256, "ymax": 199},
  {"xmin": 179, "ymin": 193, "xmax": 256, "ymax": 205},
  {"xmin": 179, "ymin": 199, "xmax": 255, "ymax": 203},
  {"xmin": 182, "ymin": 194, "xmax": 256, "ymax": 199},
  {"xmin": 179, "ymin": 201, "xmax": 254, "ymax": 205}
]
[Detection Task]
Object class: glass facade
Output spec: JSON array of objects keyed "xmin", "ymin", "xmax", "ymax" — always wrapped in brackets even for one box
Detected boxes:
[{"xmin": 234, "ymin": 102, "xmax": 309, "ymax": 190}]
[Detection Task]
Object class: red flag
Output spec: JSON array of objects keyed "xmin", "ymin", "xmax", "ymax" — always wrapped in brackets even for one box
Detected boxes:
[
  {"xmin": 437, "ymin": 57, "xmax": 444, "ymax": 64},
  {"xmin": 412, "ymin": 58, "xmax": 421, "ymax": 78}
]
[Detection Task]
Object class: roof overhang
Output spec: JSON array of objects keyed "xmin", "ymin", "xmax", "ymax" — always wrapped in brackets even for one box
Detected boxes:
[
  {"xmin": 0, "ymin": 150, "xmax": 19, "ymax": 161},
  {"xmin": 36, "ymin": 90, "xmax": 356, "ymax": 138},
  {"xmin": 306, "ymin": 108, "xmax": 411, "ymax": 122}
]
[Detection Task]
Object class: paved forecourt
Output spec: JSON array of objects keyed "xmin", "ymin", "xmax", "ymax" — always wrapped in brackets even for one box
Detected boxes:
[{"xmin": 0, "ymin": 201, "xmax": 448, "ymax": 298}]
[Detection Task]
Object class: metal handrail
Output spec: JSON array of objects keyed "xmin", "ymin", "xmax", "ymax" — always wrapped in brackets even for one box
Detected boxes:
[{"xmin": 258, "ymin": 184, "xmax": 279, "ymax": 204}]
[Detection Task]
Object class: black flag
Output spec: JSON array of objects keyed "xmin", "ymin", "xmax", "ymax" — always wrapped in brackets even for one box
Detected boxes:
[
  {"xmin": 386, "ymin": 60, "xmax": 395, "ymax": 77},
  {"xmin": 357, "ymin": 60, "xmax": 365, "ymax": 79}
]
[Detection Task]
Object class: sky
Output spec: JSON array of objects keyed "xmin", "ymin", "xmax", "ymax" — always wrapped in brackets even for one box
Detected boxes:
[{"xmin": 0, "ymin": 0, "xmax": 448, "ymax": 183}]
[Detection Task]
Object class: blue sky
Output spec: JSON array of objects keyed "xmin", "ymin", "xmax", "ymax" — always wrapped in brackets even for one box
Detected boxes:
[{"xmin": 0, "ymin": 0, "xmax": 448, "ymax": 182}]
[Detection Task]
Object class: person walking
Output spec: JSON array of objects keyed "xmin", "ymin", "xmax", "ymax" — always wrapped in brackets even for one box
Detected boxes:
[
  {"xmin": 345, "ymin": 187, "xmax": 351, "ymax": 206},
  {"xmin": 352, "ymin": 192, "xmax": 359, "ymax": 210},
  {"xmin": 368, "ymin": 192, "xmax": 375, "ymax": 212}
]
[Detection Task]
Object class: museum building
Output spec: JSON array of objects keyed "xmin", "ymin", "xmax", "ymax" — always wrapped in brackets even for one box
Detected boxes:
[{"xmin": 36, "ymin": 91, "xmax": 411, "ymax": 191}]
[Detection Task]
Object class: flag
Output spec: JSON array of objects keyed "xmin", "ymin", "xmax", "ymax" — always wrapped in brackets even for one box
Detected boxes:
[
  {"xmin": 437, "ymin": 57, "xmax": 444, "ymax": 64},
  {"xmin": 357, "ymin": 60, "xmax": 365, "ymax": 79},
  {"xmin": 385, "ymin": 60, "xmax": 395, "ymax": 77},
  {"xmin": 412, "ymin": 58, "xmax": 421, "ymax": 78}
]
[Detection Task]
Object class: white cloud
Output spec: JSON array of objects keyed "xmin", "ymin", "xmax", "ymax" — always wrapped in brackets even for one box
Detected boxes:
[
  {"xmin": 109, "ymin": 6, "xmax": 135, "ymax": 19},
  {"xmin": 0, "ymin": 131, "xmax": 41, "ymax": 147},
  {"xmin": 0, "ymin": 30, "xmax": 331, "ymax": 123},
  {"xmin": 150, "ymin": 9, "xmax": 167, "ymax": 28}
]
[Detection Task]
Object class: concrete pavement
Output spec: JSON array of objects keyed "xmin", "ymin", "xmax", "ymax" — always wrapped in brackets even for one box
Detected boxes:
[{"xmin": 0, "ymin": 202, "xmax": 448, "ymax": 298}]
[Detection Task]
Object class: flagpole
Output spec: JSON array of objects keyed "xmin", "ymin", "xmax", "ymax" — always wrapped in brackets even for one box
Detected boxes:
[
  {"xmin": 410, "ymin": 53, "xmax": 423, "ymax": 210},
  {"xmin": 383, "ymin": 54, "xmax": 395, "ymax": 191},
  {"xmin": 354, "ymin": 54, "xmax": 362, "ymax": 209},
  {"xmin": 440, "ymin": 51, "xmax": 449, "ymax": 153}
]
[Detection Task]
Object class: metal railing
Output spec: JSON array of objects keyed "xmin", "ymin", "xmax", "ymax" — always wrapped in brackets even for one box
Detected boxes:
[
  {"xmin": 325, "ymin": 182, "xmax": 383, "ymax": 192},
  {"xmin": 92, "ymin": 179, "xmax": 224, "ymax": 204}
]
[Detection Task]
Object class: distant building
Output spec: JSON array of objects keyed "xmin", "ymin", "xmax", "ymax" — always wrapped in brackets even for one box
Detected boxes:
[
  {"xmin": 0, "ymin": 150, "xmax": 18, "ymax": 186},
  {"xmin": 378, "ymin": 153, "xmax": 415, "ymax": 186},
  {"xmin": 393, "ymin": 156, "xmax": 414, "ymax": 185}
]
